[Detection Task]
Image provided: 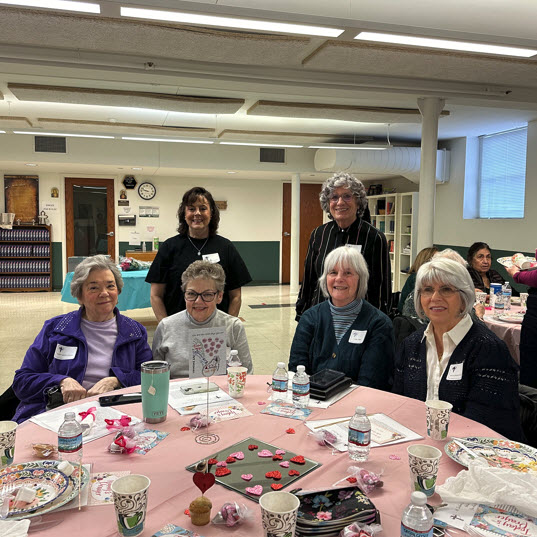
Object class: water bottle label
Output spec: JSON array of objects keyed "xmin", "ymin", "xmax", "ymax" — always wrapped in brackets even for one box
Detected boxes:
[
  {"xmin": 401, "ymin": 522, "xmax": 433, "ymax": 536},
  {"xmin": 272, "ymin": 378, "xmax": 287, "ymax": 393},
  {"xmin": 292, "ymin": 382, "xmax": 310, "ymax": 396},
  {"xmin": 348, "ymin": 427, "xmax": 370, "ymax": 447},
  {"xmin": 58, "ymin": 433, "xmax": 82, "ymax": 453}
]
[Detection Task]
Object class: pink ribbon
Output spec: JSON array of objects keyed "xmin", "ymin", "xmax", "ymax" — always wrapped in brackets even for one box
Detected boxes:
[
  {"xmin": 78, "ymin": 407, "xmax": 96, "ymax": 422},
  {"xmin": 105, "ymin": 415, "xmax": 132, "ymax": 430}
]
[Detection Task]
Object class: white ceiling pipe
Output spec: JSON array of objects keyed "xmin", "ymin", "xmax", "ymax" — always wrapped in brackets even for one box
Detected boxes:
[{"xmin": 314, "ymin": 147, "xmax": 449, "ymax": 183}]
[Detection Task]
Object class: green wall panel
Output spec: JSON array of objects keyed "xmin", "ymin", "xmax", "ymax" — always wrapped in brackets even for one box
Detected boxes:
[{"xmin": 119, "ymin": 240, "xmax": 280, "ymax": 284}]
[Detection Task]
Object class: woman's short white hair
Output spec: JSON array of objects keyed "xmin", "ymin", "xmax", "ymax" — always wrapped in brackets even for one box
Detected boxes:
[
  {"xmin": 70, "ymin": 255, "xmax": 123, "ymax": 300},
  {"xmin": 319, "ymin": 246, "xmax": 369, "ymax": 300},
  {"xmin": 433, "ymin": 248, "xmax": 468, "ymax": 266},
  {"xmin": 415, "ymin": 258, "xmax": 475, "ymax": 319}
]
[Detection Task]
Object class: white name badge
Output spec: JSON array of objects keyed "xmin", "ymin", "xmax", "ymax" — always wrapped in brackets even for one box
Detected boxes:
[
  {"xmin": 54, "ymin": 344, "xmax": 77, "ymax": 360},
  {"xmin": 349, "ymin": 330, "xmax": 367, "ymax": 344},
  {"xmin": 202, "ymin": 253, "xmax": 220, "ymax": 264},
  {"xmin": 345, "ymin": 244, "xmax": 362, "ymax": 254},
  {"xmin": 446, "ymin": 363, "xmax": 464, "ymax": 381}
]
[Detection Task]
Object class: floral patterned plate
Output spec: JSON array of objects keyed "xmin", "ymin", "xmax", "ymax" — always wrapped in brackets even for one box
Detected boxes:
[
  {"xmin": 0, "ymin": 467, "xmax": 68, "ymax": 515},
  {"xmin": 445, "ymin": 437, "xmax": 537, "ymax": 473},
  {"xmin": 498, "ymin": 312, "xmax": 524, "ymax": 324},
  {"xmin": 0, "ymin": 460, "xmax": 90, "ymax": 520}
]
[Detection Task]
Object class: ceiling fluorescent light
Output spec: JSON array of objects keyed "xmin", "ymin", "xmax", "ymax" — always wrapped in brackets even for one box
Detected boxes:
[
  {"xmin": 0, "ymin": 1, "xmax": 100, "ymax": 13},
  {"xmin": 355, "ymin": 31, "xmax": 537, "ymax": 58},
  {"xmin": 120, "ymin": 7, "xmax": 343, "ymax": 38},
  {"xmin": 220, "ymin": 142, "xmax": 303, "ymax": 148},
  {"xmin": 0, "ymin": 130, "xmax": 5, "ymax": 134},
  {"xmin": 14, "ymin": 131, "xmax": 113, "ymax": 139},
  {"xmin": 122, "ymin": 137, "xmax": 213, "ymax": 144},
  {"xmin": 309, "ymin": 145, "xmax": 388, "ymax": 150}
]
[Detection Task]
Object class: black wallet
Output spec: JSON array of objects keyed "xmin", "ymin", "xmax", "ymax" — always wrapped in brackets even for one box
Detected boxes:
[{"xmin": 45, "ymin": 385, "xmax": 65, "ymax": 410}]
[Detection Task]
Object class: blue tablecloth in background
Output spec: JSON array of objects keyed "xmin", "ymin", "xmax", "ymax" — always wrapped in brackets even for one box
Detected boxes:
[{"xmin": 61, "ymin": 269, "xmax": 151, "ymax": 311}]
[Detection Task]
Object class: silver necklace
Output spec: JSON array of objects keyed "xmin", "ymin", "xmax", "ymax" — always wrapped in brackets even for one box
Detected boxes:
[{"xmin": 187, "ymin": 235, "xmax": 209, "ymax": 256}]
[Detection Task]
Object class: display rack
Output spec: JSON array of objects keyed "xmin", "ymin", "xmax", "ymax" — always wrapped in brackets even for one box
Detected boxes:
[{"xmin": 0, "ymin": 224, "xmax": 52, "ymax": 292}]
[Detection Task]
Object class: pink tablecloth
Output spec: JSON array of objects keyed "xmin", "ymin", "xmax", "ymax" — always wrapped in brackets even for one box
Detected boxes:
[
  {"xmin": 14, "ymin": 377, "xmax": 502, "ymax": 537},
  {"xmin": 483, "ymin": 305, "xmax": 523, "ymax": 364}
]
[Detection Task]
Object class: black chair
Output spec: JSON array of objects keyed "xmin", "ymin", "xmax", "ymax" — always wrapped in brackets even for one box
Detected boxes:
[
  {"xmin": 519, "ymin": 384, "xmax": 537, "ymax": 448},
  {"xmin": 392, "ymin": 314, "xmax": 424, "ymax": 353},
  {"xmin": 0, "ymin": 385, "xmax": 20, "ymax": 421},
  {"xmin": 387, "ymin": 292, "xmax": 401, "ymax": 321}
]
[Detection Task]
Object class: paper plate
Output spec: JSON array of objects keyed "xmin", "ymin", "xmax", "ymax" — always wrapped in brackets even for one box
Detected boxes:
[
  {"xmin": 0, "ymin": 460, "xmax": 90, "ymax": 520},
  {"xmin": 497, "ymin": 256, "xmax": 537, "ymax": 270},
  {"xmin": 445, "ymin": 437, "xmax": 537, "ymax": 473},
  {"xmin": 498, "ymin": 313, "xmax": 524, "ymax": 324}
]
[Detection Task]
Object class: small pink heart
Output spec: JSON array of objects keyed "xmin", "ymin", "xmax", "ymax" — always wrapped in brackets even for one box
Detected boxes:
[
  {"xmin": 245, "ymin": 485, "xmax": 263, "ymax": 496},
  {"xmin": 216, "ymin": 461, "xmax": 227, "ymax": 467},
  {"xmin": 230, "ymin": 451, "xmax": 245, "ymax": 460},
  {"xmin": 275, "ymin": 449, "xmax": 286, "ymax": 455},
  {"xmin": 258, "ymin": 449, "xmax": 273, "ymax": 458},
  {"xmin": 257, "ymin": 401, "xmax": 266, "ymax": 405},
  {"xmin": 241, "ymin": 474, "xmax": 253, "ymax": 481},
  {"xmin": 279, "ymin": 461, "xmax": 290, "ymax": 468}
]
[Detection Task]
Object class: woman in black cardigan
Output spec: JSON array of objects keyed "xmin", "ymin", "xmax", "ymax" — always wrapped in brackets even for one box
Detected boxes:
[{"xmin": 393, "ymin": 257, "xmax": 523, "ymax": 441}]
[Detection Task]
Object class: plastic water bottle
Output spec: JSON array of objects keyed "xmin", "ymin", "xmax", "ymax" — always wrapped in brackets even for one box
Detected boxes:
[
  {"xmin": 58, "ymin": 412, "xmax": 83, "ymax": 463},
  {"xmin": 503, "ymin": 282, "xmax": 512, "ymax": 310},
  {"xmin": 228, "ymin": 350, "xmax": 241, "ymax": 368},
  {"xmin": 292, "ymin": 365, "xmax": 310, "ymax": 408},
  {"xmin": 348, "ymin": 406, "xmax": 371, "ymax": 461},
  {"xmin": 401, "ymin": 491, "xmax": 433, "ymax": 537},
  {"xmin": 272, "ymin": 362, "xmax": 288, "ymax": 402},
  {"xmin": 494, "ymin": 290, "xmax": 505, "ymax": 317}
]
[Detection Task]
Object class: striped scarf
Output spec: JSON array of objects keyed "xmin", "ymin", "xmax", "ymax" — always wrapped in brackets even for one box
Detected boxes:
[{"xmin": 329, "ymin": 299, "xmax": 363, "ymax": 344}]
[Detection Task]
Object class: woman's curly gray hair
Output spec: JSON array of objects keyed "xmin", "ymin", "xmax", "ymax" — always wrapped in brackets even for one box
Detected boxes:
[
  {"xmin": 319, "ymin": 172, "xmax": 367, "ymax": 218},
  {"xmin": 181, "ymin": 260, "xmax": 226, "ymax": 292}
]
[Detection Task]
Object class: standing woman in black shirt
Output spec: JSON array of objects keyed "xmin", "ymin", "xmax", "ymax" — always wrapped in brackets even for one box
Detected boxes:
[
  {"xmin": 146, "ymin": 187, "xmax": 252, "ymax": 322},
  {"xmin": 296, "ymin": 172, "xmax": 391, "ymax": 319}
]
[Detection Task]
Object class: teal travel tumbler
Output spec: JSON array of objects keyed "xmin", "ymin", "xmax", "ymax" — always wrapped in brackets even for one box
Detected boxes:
[{"xmin": 141, "ymin": 361, "xmax": 170, "ymax": 424}]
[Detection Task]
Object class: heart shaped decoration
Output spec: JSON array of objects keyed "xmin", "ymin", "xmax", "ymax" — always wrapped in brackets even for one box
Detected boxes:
[
  {"xmin": 271, "ymin": 484, "xmax": 283, "ymax": 490},
  {"xmin": 216, "ymin": 461, "xmax": 227, "ymax": 467},
  {"xmin": 193, "ymin": 472, "xmax": 215, "ymax": 493},
  {"xmin": 246, "ymin": 485, "xmax": 263, "ymax": 496},
  {"xmin": 248, "ymin": 444, "xmax": 258, "ymax": 451},
  {"xmin": 347, "ymin": 477, "xmax": 357, "ymax": 483},
  {"xmin": 258, "ymin": 449, "xmax": 273, "ymax": 458},
  {"xmin": 275, "ymin": 449, "xmax": 286, "ymax": 455},
  {"xmin": 226, "ymin": 456, "xmax": 236, "ymax": 464},
  {"xmin": 286, "ymin": 428, "xmax": 296, "ymax": 434},
  {"xmin": 180, "ymin": 426, "xmax": 190, "ymax": 431},
  {"xmin": 290, "ymin": 455, "xmax": 305, "ymax": 465},
  {"xmin": 215, "ymin": 467, "xmax": 231, "ymax": 477},
  {"xmin": 241, "ymin": 474, "xmax": 253, "ymax": 481},
  {"xmin": 288, "ymin": 470, "xmax": 300, "ymax": 476},
  {"xmin": 208, "ymin": 458, "xmax": 218, "ymax": 465},
  {"xmin": 279, "ymin": 461, "xmax": 290, "ymax": 468},
  {"xmin": 229, "ymin": 451, "xmax": 245, "ymax": 460}
]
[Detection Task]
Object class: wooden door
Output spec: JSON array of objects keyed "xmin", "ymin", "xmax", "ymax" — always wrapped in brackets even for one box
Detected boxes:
[
  {"xmin": 65, "ymin": 178, "xmax": 115, "ymax": 271},
  {"xmin": 282, "ymin": 183, "xmax": 324, "ymax": 283}
]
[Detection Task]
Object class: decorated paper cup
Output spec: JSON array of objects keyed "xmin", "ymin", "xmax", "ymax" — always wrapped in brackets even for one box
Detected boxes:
[
  {"xmin": 407, "ymin": 444, "xmax": 442, "ymax": 497},
  {"xmin": 0, "ymin": 421, "xmax": 17, "ymax": 469},
  {"xmin": 475, "ymin": 291, "xmax": 487, "ymax": 305},
  {"xmin": 227, "ymin": 366, "xmax": 248, "ymax": 398},
  {"xmin": 425, "ymin": 400, "xmax": 453, "ymax": 441},
  {"xmin": 521, "ymin": 293, "xmax": 529, "ymax": 309},
  {"xmin": 111, "ymin": 474, "xmax": 150, "ymax": 537},
  {"xmin": 259, "ymin": 491, "xmax": 300, "ymax": 537}
]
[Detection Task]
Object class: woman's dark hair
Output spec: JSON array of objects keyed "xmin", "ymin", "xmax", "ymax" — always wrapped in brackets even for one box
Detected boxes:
[
  {"xmin": 467, "ymin": 242, "xmax": 491, "ymax": 265},
  {"xmin": 177, "ymin": 187, "xmax": 220, "ymax": 237}
]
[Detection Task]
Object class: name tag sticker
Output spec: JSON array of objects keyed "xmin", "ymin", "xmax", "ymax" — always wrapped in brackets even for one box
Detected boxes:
[
  {"xmin": 54, "ymin": 345, "xmax": 77, "ymax": 360},
  {"xmin": 349, "ymin": 330, "xmax": 367, "ymax": 344},
  {"xmin": 345, "ymin": 244, "xmax": 362, "ymax": 254},
  {"xmin": 446, "ymin": 363, "xmax": 463, "ymax": 381},
  {"xmin": 202, "ymin": 253, "xmax": 220, "ymax": 264}
]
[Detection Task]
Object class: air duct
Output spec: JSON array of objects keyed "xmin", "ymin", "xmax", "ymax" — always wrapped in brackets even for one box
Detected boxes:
[{"xmin": 314, "ymin": 147, "xmax": 450, "ymax": 184}]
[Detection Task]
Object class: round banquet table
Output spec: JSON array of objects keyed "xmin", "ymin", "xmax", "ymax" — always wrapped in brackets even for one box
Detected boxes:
[
  {"xmin": 483, "ymin": 305, "xmax": 524, "ymax": 364},
  {"xmin": 13, "ymin": 376, "xmax": 503, "ymax": 536}
]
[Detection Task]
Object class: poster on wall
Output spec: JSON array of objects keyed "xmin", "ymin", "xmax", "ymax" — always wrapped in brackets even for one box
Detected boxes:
[{"xmin": 4, "ymin": 175, "xmax": 39, "ymax": 222}]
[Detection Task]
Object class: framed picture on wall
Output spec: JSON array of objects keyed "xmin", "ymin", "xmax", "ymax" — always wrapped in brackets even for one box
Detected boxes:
[{"xmin": 4, "ymin": 175, "xmax": 39, "ymax": 222}]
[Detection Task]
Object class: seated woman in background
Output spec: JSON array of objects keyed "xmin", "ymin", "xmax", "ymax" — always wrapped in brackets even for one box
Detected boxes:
[
  {"xmin": 467, "ymin": 241, "xmax": 505, "ymax": 293},
  {"xmin": 397, "ymin": 246, "xmax": 438, "ymax": 312},
  {"xmin": 394, "ymin": 257, "xmax": 523, "ymax": 441},
  {"xmin": 289, "ymin": 246, "xmax": 394, "ymax": 390},
  {"xmin": 152, "ymin": 260, "xmax": 252, "ymax": 378},
  {"xmin": 13, "ymin": 255, "xmax": 152, "ymax": 423}
]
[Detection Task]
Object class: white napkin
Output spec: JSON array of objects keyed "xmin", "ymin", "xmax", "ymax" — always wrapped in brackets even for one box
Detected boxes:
[
  {"xmin": 437, "ymin": 459, "xmax": 537, "ymax": 517},
  {"xmin": 0, "ymin": 519, "xmax": 30, "ymax": 537}
]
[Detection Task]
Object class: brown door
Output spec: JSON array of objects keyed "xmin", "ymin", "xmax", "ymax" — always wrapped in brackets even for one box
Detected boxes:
[
  {"xmin": 282, "ymin": 183, "xmax": 324, "ymax": 283},
  {"xmin": 65, "ymin": 178, "xmax": 115, "ymax": 271}
]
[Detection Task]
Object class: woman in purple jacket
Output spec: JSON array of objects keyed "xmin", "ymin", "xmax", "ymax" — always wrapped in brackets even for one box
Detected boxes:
[{"xmin": 13, "ymin": 255, "xmax": 153, "ymax": 423}]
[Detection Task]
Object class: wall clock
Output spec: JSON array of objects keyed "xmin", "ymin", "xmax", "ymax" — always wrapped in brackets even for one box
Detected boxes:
[{"xmin": 138, "ymin": 181, "xmax": 156, "ymax": 200}]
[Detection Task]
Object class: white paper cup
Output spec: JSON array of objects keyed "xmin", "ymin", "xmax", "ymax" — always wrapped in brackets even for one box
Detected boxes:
[
  {"xmin": 111, "ymin": 474, "xmax": 151, "ymax": 537},
  {"xmin": 227, "ymin": 366, "xmax": 248, "ymax": 398},
  {"xmin": 475, "ymin": 291, "xmax": 487, "ymax": 305},
  {"xmin": 521, "ymin": 293, "xmax": 529, "ymax": 309},
  {"xmin": 425, "ymin": 400, "xmax": 453, "ymax": 441},
  {"xmin": 407, "ymin": 444, "xmax": 442, "ymax": 497},
  {"xmin": 259, "ymin": 491, "xmax": 300, "ymax": 537},
  {"xmin": 0, "ymin": 421, "xmax": 17, "ymax": 469}
]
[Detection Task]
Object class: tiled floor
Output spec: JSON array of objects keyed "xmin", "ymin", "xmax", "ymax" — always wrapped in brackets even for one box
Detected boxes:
[{"xmin": 0, "ymin": 285, "xmax": 298, "ymax": 394}]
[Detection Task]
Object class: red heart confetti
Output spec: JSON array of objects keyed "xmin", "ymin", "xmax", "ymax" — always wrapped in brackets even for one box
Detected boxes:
[
  {"xmin": 265, "ymin": 471, "xmax": 275, "ymax": 478},
  {"xmin": 286, "ymin": 428, "xmax": 296, "ymax": 434},
  {"xmin": 265, "ymin": 471, "xmax": 282, "ymax": 480},
  {"xmin": 272, "ymin": 454, "xmax": 283, "ymax": 461},
  {"xmin": 271, "ymin": 484, "xmax": 283, "ymax": 490},
  {"xmin": 226, "ymin": 456, "xmax": 237, "ymax": 464},
  {"xmin": 215, "ymin": 468, "xmax": 231, "ymax": 477},
  {"xmin": 184, "ymin": 509, "xmax": 190, "ymax": 516},
  {"xmin": 248, "ymin": 444, "xmax": 258, "ymax": 451},
  {"xmin": 288, "ymin": 470, "xmax": 300, "ymax": 476},
  {"xmin": 208, "ymin": 458, "xmax": 218, "ymax": 465},
  {"xmin": 193, "ymin": 471, "xmax": 215, "ymax": 493},
  {"xmin": 347, "ymin": 477, "xmax": 358, "ymax": 483},
  {"xmin": 180, "ymin": 426, "xmax": 190, "ymax": 431},
  {"xmin": 290, "ymin": 455, "xmax": 305, "ymax": 465}
]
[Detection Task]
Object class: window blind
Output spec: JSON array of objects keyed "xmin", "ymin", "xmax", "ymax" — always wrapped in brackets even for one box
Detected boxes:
[{"xmin": 478, "ymin": 127, "xmax": 527, "ymax": 219}]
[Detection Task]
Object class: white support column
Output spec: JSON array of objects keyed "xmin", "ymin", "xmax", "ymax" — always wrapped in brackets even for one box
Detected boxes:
[
  {"xmin": 417, "ymin": 97, "xmax": 444, "ymax": 252},
  {"xmin": 290, "ymin": 173, "xmax": 300, "ymax": 294}
]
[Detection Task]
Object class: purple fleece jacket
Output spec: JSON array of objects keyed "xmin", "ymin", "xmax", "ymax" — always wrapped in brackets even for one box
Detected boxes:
[{"xmin": 12, "ymin": 308, "xmax": 153, "ymax": 423}]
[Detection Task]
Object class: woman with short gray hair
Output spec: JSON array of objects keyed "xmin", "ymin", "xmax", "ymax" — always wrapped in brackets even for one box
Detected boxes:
[
  {"xmin": 13, "ymin": 255, "xmax": 152, "ymax": 423},
  {"xmin": 289, "ymin": 246, "xmax": 394, "ymax": 389},
  {"xmin": 394, "ymin": 257, "xmax": 523, "ymax": 440},
  {"xmin": 296, "ymin": 172, "xmax": 391, "ymax": 319}
]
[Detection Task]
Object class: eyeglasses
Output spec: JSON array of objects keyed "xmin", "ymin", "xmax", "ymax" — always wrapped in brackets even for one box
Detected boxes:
[
  {"xmin": 185, "ymin": 290, "xmax": 218, "ymax": 302},
  {"xmin": 330, "ymin": 193, "xmax": 354, "ymax": 203},
  {"xmin": 421, "ymin": 286, "xmax": 461, "ymax": 298}
]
